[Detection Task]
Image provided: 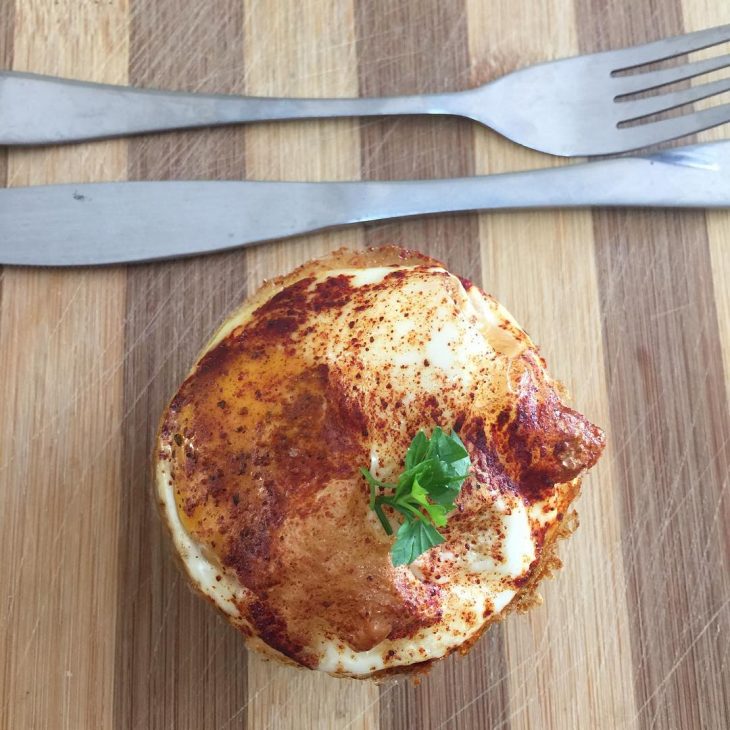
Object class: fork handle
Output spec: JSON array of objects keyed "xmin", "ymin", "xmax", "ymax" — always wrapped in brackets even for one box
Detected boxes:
[{"xmin": 0, "ymin": 71, "xmax": 470, "ymax": 145}]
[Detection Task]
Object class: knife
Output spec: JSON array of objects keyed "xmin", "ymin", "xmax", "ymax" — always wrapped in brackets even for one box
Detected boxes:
[{"xmin": 1, "ymin": 141, "xmax": 729, "ymax": 266}]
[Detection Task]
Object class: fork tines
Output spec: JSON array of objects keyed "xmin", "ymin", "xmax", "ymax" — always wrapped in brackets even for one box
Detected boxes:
[{"xmin": 608, "ymin": 24, "xmax": 730, "ymax": 137}]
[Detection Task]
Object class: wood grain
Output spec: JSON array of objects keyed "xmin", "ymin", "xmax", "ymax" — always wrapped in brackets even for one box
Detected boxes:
[
  {"xmin": 682, "ymin": 0, "xmax": 730, "ymax": 386},
  {"xmin": 573, "ymin": 4, "xmax": 730, "ymax": 730},
  {"xmin": 0, "ymin": 2, "xmax": 728, "ymax": 729},
  {"xmin": 0, "ymin": 1, "xmax": 128, "ymax": 728},
  {"xmin": 0, "ymin": 0, "xmax": 11, "ymax": 191},
  {"xmin": 352, "ymin": 4, "xmax": 512, "ymax": 729},
  {"xmin": 351, "ymin": 3, "xmax": 516, "ymax": 729},
  {"xmin": 466, "ymin": 2, "xmax": 638, "ymax": 728},
  {"xmin": 240, "ymin": 2, "xmax": 377, "ymax": 728},
  {"xmin": 115, "ymin": 1, "xmax": 249, "ymax": 728},
  {"xmin": 355, "ymin": 0, "xmax": 482, "ymax": 277}
]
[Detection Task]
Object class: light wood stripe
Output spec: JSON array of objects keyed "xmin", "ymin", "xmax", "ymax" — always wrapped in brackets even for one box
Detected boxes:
[
  {"xmin": 573, "ymin": 5, "xmax": 730, "ymax": 729},
  {"xmin": 681, "ymin": 0, "xmax": 730, "ymax": 387},
  {"xmin": 465, "ymin": 4, "xmax": 639, "ymax": 728},
  {"xmin": 240, "ymin": 2, "xmax": 378, "ymax": 729},
  {"xmin": 0, "ymin": 1, "xmax": 128, "ymax": 729},
  {"xmin": 114, "ymin": 1, "xmax": 250, "ymax": 728}
]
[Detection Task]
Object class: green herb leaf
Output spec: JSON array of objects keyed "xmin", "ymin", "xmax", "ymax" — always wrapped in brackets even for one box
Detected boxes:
[
  {"xmin": 409, "ymin": 479, "xmax": 448, "ymax": 527},
  {"xmin": 361, "ymin": 426, "xmax": 471, "ymax": 565},
  {"xmin": 390, "ymin": 520, "xmax": 446, "ymax": 567},
  {"xmin": 404, "ymin": 431, "xmax": 429, "ymax": 470}
]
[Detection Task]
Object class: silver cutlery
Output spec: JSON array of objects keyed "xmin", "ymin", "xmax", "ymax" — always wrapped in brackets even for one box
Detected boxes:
[
  {"xmin": 1, "ymin": 140, "xmax": 729, "ymax": 266},
  {"xmin": 2, "ymin": 25, "xmax": 730, "ymax": 155}
]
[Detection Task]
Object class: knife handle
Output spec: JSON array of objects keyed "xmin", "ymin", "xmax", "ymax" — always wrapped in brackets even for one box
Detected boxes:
[{"xmin": 0, "ymin": 71, "xmax": 473, "ymax": 146}]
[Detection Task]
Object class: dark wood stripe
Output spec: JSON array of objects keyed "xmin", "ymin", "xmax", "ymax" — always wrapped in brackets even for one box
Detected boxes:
[
  {"xmin": 574, "ymin": 6, "xmax": 730, "ymax": 729},
  {"xmin": 354, "ymin": 3, "xmax": 510, "ymax": 728},
  {"xmin": 380, "ymin": 633, "xmax": 511, "ymax": 730},
  {"xmin": 0, "ymin": 0, "xmax": 12, "ymax": 188},
  {"xmin": 355, "ymin": 0, "xmax": 482, "ymax": 278},
  {"xmin": 0, "ymin": 0, "xmax": 13, "ymax": 310},
  {"xmin": 114, "ymin": 2, "xmax": 249, "ymax": 728}
]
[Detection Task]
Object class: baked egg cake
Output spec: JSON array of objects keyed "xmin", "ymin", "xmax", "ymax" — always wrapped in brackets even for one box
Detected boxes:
[{"xmin": 155, "ymin": 246, "xmax": 605, "ymax": 678}]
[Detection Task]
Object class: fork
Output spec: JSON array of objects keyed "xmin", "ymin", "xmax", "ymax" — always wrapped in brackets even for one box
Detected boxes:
[{"xmin": 2, "ymin": 24, "xmax": 730, "ymax": 155}]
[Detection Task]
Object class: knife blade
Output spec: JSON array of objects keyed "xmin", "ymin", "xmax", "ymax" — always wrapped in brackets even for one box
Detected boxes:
[{"xmin": 1, "ymin": 141, "xmax": 729, "ymax": 266}]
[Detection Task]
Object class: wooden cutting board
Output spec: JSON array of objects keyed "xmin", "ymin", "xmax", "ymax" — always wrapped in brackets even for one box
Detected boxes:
[{"xmin": 1, "ymin": 1, "xmax": 728, "ymax": 728}]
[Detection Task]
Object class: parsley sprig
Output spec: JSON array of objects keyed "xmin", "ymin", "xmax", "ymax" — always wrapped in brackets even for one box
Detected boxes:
[{"xmin": 360, "ymin": 427, "xmax": 471, "ymax": 566}]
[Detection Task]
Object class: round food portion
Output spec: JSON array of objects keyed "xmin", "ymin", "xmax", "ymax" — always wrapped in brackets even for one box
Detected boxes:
[{"xmin": 155, "ymin": 246, "xmax": 604, "ymax": 678}]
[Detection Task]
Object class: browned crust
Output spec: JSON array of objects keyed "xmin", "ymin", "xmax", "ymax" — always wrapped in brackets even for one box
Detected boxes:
[
  {"xmin": 154, "ymin": 245, "xmax": 601, "ymax": 680},
  {"xmin": 231, "ymin": 245, "xmax": 440, "ymax": 324}
]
